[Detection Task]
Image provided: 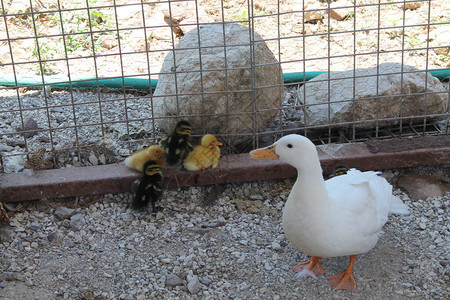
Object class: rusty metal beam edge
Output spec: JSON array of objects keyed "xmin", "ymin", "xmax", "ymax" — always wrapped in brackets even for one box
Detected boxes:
[{"xmin": 1, "ymin": 141, "xmax": 449, "ymax": 203}]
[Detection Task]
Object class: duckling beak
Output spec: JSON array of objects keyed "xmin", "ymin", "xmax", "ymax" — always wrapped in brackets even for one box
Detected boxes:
[
  {"xmin": 216, "ymin": 141, "xmax": 223, "ymax": 146},
  {"xmin": 250, "ymin": 145, "xmax": 279, "ymax": 160}
]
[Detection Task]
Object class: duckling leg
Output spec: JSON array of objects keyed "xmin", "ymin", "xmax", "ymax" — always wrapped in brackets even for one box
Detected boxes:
[
  {"xmin": 327, "ymin": 255, "xmax": 357, "ymax": 291},
  {"xmin": 293, "ymin": 256, "xmax": 325, "ymax": 277}
]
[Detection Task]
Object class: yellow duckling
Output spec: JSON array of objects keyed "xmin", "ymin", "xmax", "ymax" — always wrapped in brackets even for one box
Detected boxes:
[
  {"xmin": 183, "ymin": 134, "xmax": 223, "ymax": 171},
  {"xmin": 124, "ymin": 145, "xmax": 165, "ymax": 172}
]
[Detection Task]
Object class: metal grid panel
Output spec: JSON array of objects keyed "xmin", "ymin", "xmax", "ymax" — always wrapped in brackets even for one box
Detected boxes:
[{"xmin": 0, "ymin": 0, "xmax": 448, "ymax": 173}]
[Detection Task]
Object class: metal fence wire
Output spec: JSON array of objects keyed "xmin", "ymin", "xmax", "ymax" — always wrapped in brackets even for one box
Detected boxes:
[{"xmin": 0, "ymin": 0, "xmax": 448, "ymax": 174}]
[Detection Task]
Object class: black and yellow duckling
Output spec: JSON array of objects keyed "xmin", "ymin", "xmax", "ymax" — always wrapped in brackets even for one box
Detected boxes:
[
  {"xmin": 131, "ymin": 160, "xmax": 163, "ymax": 213},
  {"xmin": 329, "ymin": 164, "xmax": 349, "ymax": 179},
  {"xmin": 159, "ymin": 120, "xmax": 193, "ymax": 167}
]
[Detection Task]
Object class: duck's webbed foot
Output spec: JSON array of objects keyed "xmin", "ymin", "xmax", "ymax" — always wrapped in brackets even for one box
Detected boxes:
[
  {"xmin": 327, "ymin": 255, "xmax": 357, "ymax": 291},
  {"xmin": 293, "ymin": 256, "xmax": 325, "ymax": 278}
]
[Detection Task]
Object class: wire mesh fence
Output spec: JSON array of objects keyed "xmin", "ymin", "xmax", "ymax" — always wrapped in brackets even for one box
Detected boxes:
[{"xmin": 0, "ymin": 0, "xmax": 448, "ymax": 174}]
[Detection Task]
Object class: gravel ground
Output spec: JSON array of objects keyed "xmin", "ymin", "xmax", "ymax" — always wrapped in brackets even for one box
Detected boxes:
[{"xmin": 1, "ymin": 170, "xmax": 449, "ymax": 299}]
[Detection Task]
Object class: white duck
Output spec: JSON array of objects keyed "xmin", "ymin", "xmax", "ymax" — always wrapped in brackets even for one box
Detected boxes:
[{"xmin": 250, "ymin": 134, "xmax": 409, "ymax": 291}]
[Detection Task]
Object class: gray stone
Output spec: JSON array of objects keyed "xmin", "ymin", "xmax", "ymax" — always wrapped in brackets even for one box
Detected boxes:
[
  {"xmin": 271, "ymin": 242, "xmax": 282, "ymax": 251},
  {"xmin": 397, "ymin": 173, "xmax": 449, "ymax": 201},
  {"xmin": 70, "ymin": 214, "xmax": 86, "ymax": 230},
  {"xmin": 249, "ymin": 194, "xmax": 263, "ymax": 200},
  {"xmin": 165, "ymin": 274, "xmax": 183, "ymax": 287},
  {"xmin": 153, "ymin": 23, "xmax": 283, "ymax": 148},
  {"xmin": 88, "ymin": 152, "xmax": 98, "ymax": 166},
  {"xmin": 199, "ymin": 276, "xmax": 212, "ymax": 286},
  {"xmin": 22, "ymin": 117, "xmax": 38, "ymax": 138},
  {"xmin": 47, "ymin": 232, "xmax": 62, "ymax": 243},
  {"xmin": 53, "ymin": 206, "xmax": 75, "ymax": 220},
  {"xmin": 120, "ymin": 213, "xmax": 133, "ymax": 222},
  {"xmin": 1, "ymin": 272, "xmax": 22, "ymax": 281},
  {"xmin": 298, "ymin": 63, "xmax": 447, "ymax": 128},
  {"xmin": 187, "ymin": 276, "xmax": 201, "ymax": 294},
  {"xmin": 0, "ymin": 226, "xmax": 14, "ymax": 243}
]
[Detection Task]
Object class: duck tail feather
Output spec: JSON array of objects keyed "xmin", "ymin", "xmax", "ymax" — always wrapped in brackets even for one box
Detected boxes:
[{"xmin": 390, "ymin": 195, "xmax": 409, "ymax": 215}]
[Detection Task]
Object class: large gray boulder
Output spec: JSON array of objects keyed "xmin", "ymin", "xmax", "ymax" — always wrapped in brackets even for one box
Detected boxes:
[
  {"xmin": 153, "ymin": 23, "xmax": 283, "ymax": 147},
  {"xmin": 298, "ymin": 63, "xmax": 447, "ymax": 128}
]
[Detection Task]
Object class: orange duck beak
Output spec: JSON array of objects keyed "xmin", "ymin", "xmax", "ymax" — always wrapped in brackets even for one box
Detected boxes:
[{"xmin": 249, "ymin": 145, "xmax": 279, "ymax": 160}]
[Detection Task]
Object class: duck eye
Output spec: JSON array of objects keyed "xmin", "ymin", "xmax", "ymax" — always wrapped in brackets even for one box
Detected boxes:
[{"xmin": 287, "ymin": 144, "xmax": 293, "ymax": 148}]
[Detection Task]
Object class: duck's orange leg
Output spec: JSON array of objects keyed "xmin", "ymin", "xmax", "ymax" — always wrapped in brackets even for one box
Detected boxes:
[
  {"xmin": 328, "ymin": 255, "xmax": 357, "ymax": 291},
  {"xmin": 293, "ymin": 256, "xmax": 325, "ymax": 277}
]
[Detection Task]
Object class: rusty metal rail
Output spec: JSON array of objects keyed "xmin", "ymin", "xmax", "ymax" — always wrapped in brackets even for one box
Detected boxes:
[{"xmin": 1, "ymin": 136, "xmax": 449, "ymax": 203}]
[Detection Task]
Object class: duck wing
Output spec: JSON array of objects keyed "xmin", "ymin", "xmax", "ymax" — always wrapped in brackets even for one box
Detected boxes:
[{"xmin": 325, "ymin": 169, "xmax": 408, "ymax": 237}]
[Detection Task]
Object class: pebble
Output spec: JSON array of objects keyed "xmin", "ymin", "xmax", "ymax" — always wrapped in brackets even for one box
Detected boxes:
[
  {"xmin": 249, "ymin": 195, "xmax": 264, "ymax": 200},
  {"xmin": 187, "ymin": 277, "xmax": 201, "ymax": 294},
  {"xmin": 54, "ymin": 207, "xmax": 75, "ymax": 220},
  {"xmin": 22, "ymin": 117, "xmax": 38, "ymax": 138},
  {"xmin": 70, "ymin": 214, "xmax": 86, "ymax": 230},
  {"xmin": 271, "ymin": 242, "xmax": 281, "ymax": 250},
  {"xmin": 199, "ymin": 276, "xmax": 212, "ymax": 286},
  {"xmin": 1, "ymin": 272, "xmax": 22, "ymax": 281},
  {"xmin": 120, "ymin": 213, "xmax": 133, "ymax": 222},
  {"xmin": 165, "ymin": 274, "xmax": 183, "ymax": 287}
]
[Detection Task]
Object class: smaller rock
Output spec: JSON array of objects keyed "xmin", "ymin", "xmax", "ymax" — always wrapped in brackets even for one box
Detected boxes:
[
  {"xmin": 47, "ymin": 232, "xmax": 62, "ymax": 243},
  {"xmin": 70, "ymin": 214, "xmax": 86, "ymax": 230},
  {"xmin": 402, "ymin": 2, "xmax": 422, "ymax": 10},
  {"xmin": 429, "ymin": 26, "xmax": 450, "ymax": 56},
  {"xmin": 187, "ymin": 276, "xmax": 201, "ymax": 294},
  {"xmin": 329, "ymin": 1, "xmax": 353, "ymax": 21},
  {"xmin": 419, "ymin": 222, "xmax": 427, "ymax": 230},
  {"xmin": 0, "ymin": 226, "xmax": 14, "ymax": 242},
  {"xmin": 397, "ymin": 173, "xmax": 448, "ymax": 201},
  {"xmin": 101, "ymin": 36, "xmax": 118, "ymax": 49},
  {"xmin": 237, "ymin": 255, "xmax": 246, "ymax": 264},
  {"xmin": 305, "ymin": 10, "xmax": 323, "ymax": 23},
  {"xmin": 165, "ymin": 274, "xmax": 183, "ymax": 287},
  {"xmin": 98, "ymin": 154, "xmax": 106, "ymax": 165},
  {"xmin": 249, "ymin": 194, "xmax": 263, "ymax": 200},
  {"xmin": 25, "ymin": 279, "xmax": 33, "ymax": 286},
  {"xmin": 199, "ymin": 276, "xmax": 212, "ymax": 286},
  {"xmin": 53, "ymin": 206, "xmax": 75, "ymax": 220},
  {"xmin": 271, "ymin": 242, "xmax": 282, "ymax": 251},
  {"xmin": 303, "ymin": 0, "xmax": 324, "ymax": 23},
  {"xmin": 88, "ymin": 153, "xmax": 98, "ymax": 166},
  {"xmin": 22, "ymin": 117, "xmax": 38, "ymax": 138},
  {"xmin": 1, "ymin": 272, "xmax": 22, "ymax": 281},
  {"xmin": 147, "ymin": 12, "xmax": 172, "ymax": 40},
  {"xmin": 120, "ymin": 213, "xmax": 133, "ymax": 222},
  {"xmin": 406, "ymin": 259, "xmax": 416, "ymax": 267},
  {"xmin": 0, "ymin": 281, "xmax": 6, "ymax": 288}
]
